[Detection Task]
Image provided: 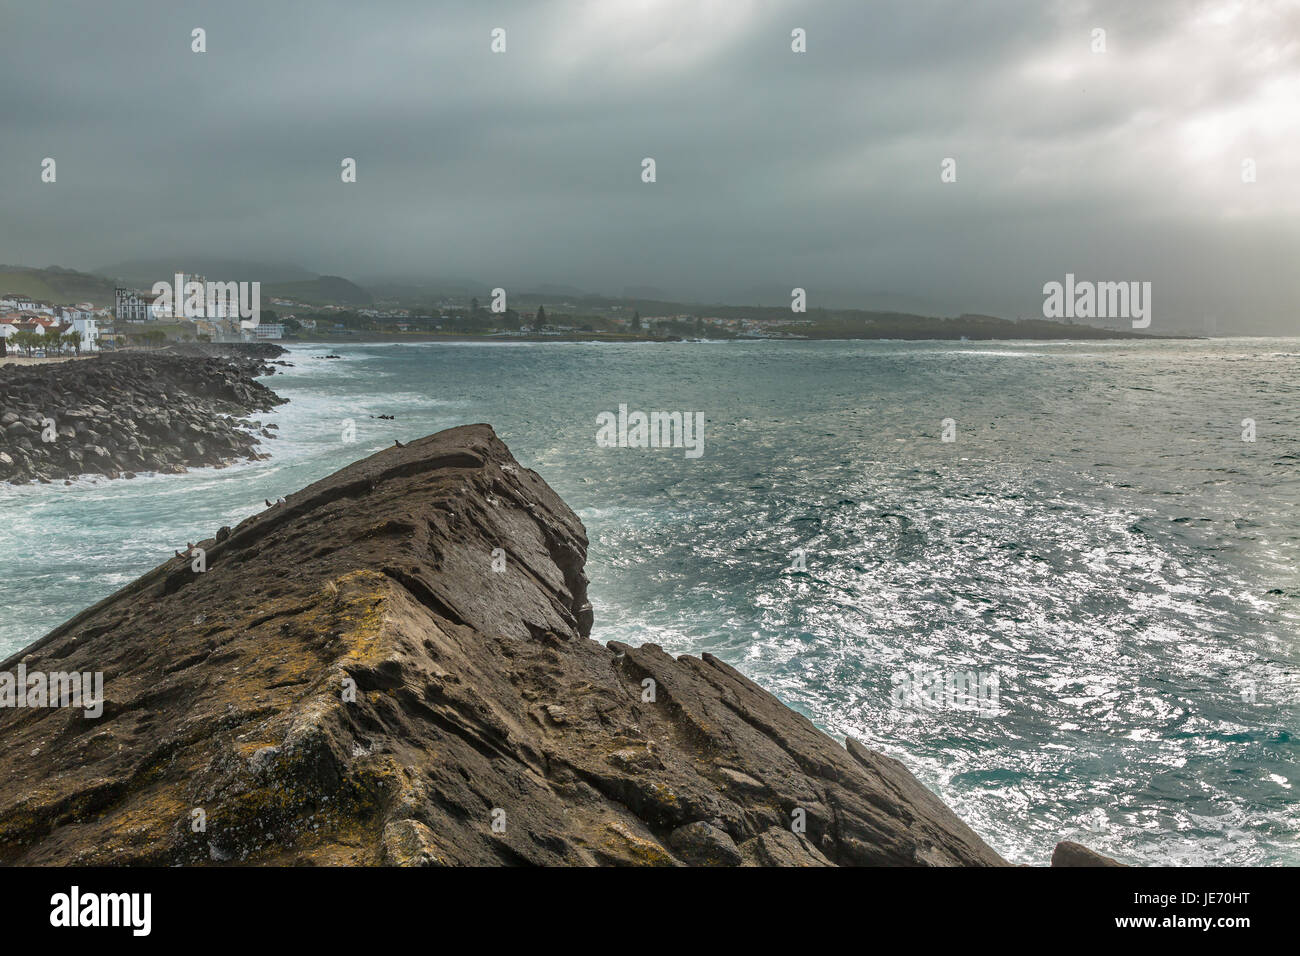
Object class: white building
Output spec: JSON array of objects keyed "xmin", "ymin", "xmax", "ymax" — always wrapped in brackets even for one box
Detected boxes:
[
  {"xmin": 54, "ymin": 304, "xmax": 89, "ymax": 323},
  {"xmin": 71, "ymin": 316, "xmax": 100, "ymax": 351},
  {"xmin": 1, "ymin": 294, "xmax": 36, "ymax": 312}
]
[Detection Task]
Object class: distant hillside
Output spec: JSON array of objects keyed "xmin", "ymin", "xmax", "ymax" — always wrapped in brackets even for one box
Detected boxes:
[
  {"xmin": 97, "ymin": 260, "xmax": 372, "ymax": 306},
  {"xmin": 264, "ymin": 275, "xmax": 372, "ymax": 306},
  {"xmin": 0, "ymin": 265, "xmax": 117, "ymax": 306},
  {"xmin": 95, "ymin": 258, "xmax": 317, "ymax": 287},
  {"xmin": 356, "ymin": 275, "xmax": 486, "ymax": 302},
  {"xmin": 0, "ymin": 262, "xmax": 374, "ymax": 310}
]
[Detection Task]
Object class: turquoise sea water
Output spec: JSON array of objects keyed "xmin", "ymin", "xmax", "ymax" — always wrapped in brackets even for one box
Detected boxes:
[{"xmin": 2, "ymin": 338, "xmax": 1297, "ymax": 865}]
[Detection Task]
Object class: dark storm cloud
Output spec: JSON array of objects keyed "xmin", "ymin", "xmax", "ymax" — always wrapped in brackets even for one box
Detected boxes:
[{"xmin": 1, "ymin": 0, "xmax": 1296, "ymax": 331}]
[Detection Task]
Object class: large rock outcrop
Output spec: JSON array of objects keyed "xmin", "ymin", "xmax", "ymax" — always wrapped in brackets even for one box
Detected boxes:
[{"xmin": 0, "ymin": 425, "xmax": 1006, "ymax": 866}]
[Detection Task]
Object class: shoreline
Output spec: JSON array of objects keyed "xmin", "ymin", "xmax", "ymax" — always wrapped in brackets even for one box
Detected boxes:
[
  {"xmin": 287, "ymin": 330, "xmax": 1203, "ymax": 345},
  {"xmin": 0, "ymin": 354, "xmax": 99, "ymax": 367}
]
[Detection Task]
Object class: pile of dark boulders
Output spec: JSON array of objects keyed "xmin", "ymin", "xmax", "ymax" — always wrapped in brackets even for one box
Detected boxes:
[
  {"xmin": 0, "ymin": 352, "xmax": 288, "ymax": 485},
  {"xmin": 155, "ymin": 341, "xmax": 287, "ymax": 360}
]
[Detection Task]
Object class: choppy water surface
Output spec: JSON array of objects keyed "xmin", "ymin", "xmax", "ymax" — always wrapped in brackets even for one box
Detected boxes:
[{"xmin": 2, "ymin": 338, "xmax": 1297, "ymax": 865}]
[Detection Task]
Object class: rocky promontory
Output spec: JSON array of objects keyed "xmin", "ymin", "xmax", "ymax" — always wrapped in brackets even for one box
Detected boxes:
[
  {"xmin": 0, "ymin": 350, "xmax": 286, "ymax": 484},
  {"xmin": 0, "ymin": 425, "xmax": 1023, "ymax": 865}
]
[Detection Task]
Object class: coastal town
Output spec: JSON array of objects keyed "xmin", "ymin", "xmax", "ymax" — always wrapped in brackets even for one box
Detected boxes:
[
  {"xmin": 0, "ymin": 290, "xmax": 266, "ymax": 359},
  {"xmin": 0, "ymin": 259, "xmax": 1167, "ymax": 360},
  {"xmin": 0, "ymin": 281, "xmax": 818, "ymax": 357},
  {"xmin": 0, "ymin": 292, "xmax": 104, "ymax": 357},
  {"xmin": 0, "ymin": 277, "xmax": 290, "ymax": 359}
]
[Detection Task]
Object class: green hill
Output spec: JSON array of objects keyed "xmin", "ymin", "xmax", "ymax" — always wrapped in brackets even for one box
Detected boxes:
[
  {"xmin": 0, "ymin": 264, "xmax": 374, "ymax": 310},
  {"xmin": 92, "ymin": 259, "xmax": 372, "ymax": 305},
  {"xmin": 264, "ymin": 275, "xmax": 372, "ymax": 306},
  {"xmin": 95, "ymin": 258, "xmax": 317, "ymax": 287},
  {"xmin": 0, "ymin": 265, "xmax": 118, "ymax": 306}
]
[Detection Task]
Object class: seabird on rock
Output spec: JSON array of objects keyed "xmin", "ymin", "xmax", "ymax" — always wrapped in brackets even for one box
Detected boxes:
[{"xmin": 394, "ymin": 439, "xmax": 405, "ymax": 448}]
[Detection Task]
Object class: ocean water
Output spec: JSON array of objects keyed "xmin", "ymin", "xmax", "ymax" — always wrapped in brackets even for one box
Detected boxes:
[{"xmin": 1, "ymin": 338, "xmax": 1297, "ymax": 866}]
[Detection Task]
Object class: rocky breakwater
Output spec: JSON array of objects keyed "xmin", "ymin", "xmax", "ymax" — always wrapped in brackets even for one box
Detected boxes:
[
  {"xmin": 0, "ymin": 425, "xmax": 1016, "ymax": 866},
  {"xmin": 0, "ymin": 352, "xmax": 287, "ymax": 484},
  {"xmin": 155, "ymin": 341, "xmax": 287, "ymax": 361}
]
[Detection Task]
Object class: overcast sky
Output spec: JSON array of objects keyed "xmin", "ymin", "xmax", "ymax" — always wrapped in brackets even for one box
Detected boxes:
[{"xmin": 2, "ymin": 0, "xmax": 1297, "ymax": 332}]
